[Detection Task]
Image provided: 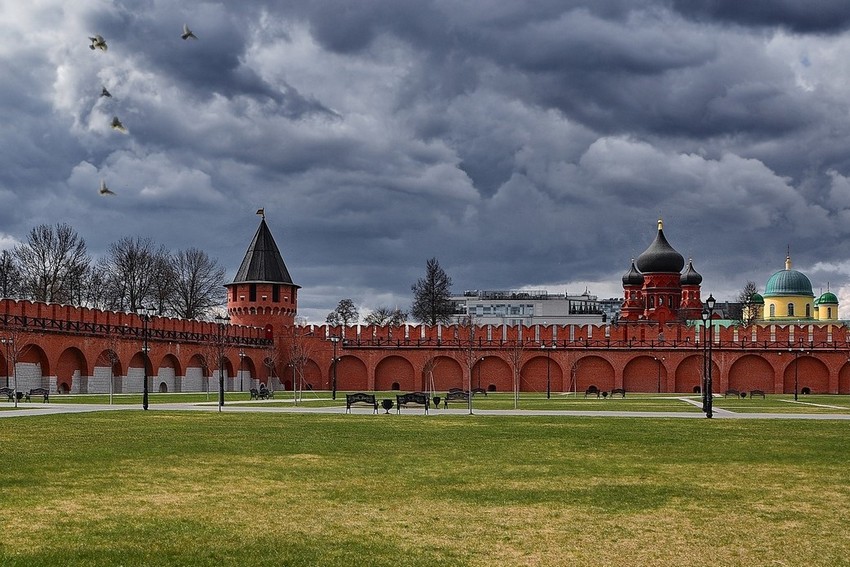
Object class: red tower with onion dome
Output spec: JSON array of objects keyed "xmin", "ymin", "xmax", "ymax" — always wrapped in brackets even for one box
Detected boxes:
[{"xmin": 619, "ymin": 219, "xmax": 702, "ymax": 323}]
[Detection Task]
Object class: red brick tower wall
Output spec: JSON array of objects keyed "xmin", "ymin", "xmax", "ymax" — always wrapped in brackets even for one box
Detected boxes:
[
  {"xmin": 680, "ymin": 283, "xmax": 703, "ymax": 320},
  {"xmin": 620, "ymin": 283, "xmax": 644, "ymax": 320},
  {"xmin": 641, "ymin": 273, "xmax": 682, "ymax": 323},
  {"xmin": 226, "ymin": 282, "xmax": 298, "ymax": 332}
]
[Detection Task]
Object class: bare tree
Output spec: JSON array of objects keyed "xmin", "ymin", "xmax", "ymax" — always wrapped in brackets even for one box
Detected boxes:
[
  {"xmin": 101, "ymin": 236, "xmax": 165, "ymax": 312},
  {"xmin": 451, "ymin": 315, "xmax": 480, "ymax": 414},
  {"xmin": 96, "ymin": 334, "xmax": 123, "ymax": 404},
  {"xmin": 0, "ymin": 250, "xmax": 20, "ymax": 299},
  {"xmin": 264, "ymin": 343, "xmax": 284, "ymax": 392},
  {"xmin": 326, "ymin": 299, "xmax": 359, "ymax": 326},
  {"xmin": 738, "ymin": 281, "xmax": 760, "ymax": 326},
  {"xmin": 282, "ymin": 325, "xmax": 314, "ymax": 403},
  {"xmin": 411, "ymin": 257, "xmax": 454, "ymax": 325},
  {"xmin": 412, "ymin": 349, "xmax": 440, "ymax": 395},
  {"xmin": 168, "ymin": 247, "xmax": 225, "ymax": 320},
  {"xmin": 14, "ymin": 223, "xmax": 90, "ymax": 303},
  {"xmin": 364, "ymin": 306, "xmax": 408, "ymax": 326},
  {"xmin": 150, "ymin": 251, "xmax": 177, "ymax": 316},
  {"xmin": 0, "ymin": 326, "xmax": 33, "ymax": 407},
  {"xmin": 195, "ymin": 353, "xmax": 213, "ymax": 400},
  {"xmin": 499, "ymin": 337, "xmax": 529, "ymax": 409},
  {"xmin": 203, "ymin": 322, "xmax": 231, "ymax": 409},
  {"xmin": 64, "ymin": 259, "xmax": 92, "ymax": 307},
  {"xmin": 82, "ymin": 260, "xmax": 112, "ymax": 310}
]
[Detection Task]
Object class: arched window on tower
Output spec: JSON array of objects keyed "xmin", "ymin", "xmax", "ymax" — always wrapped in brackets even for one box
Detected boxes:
[
  {"xmin": 770, "ymin": 304, "xmax": 776, "ymax": 318},
  {"xmin": 805, "ymin": 304, "xmax": 811, "ymax": 318},
  {"xmin": 787, "ymin": 303, "xmax": 794, "ymax": 317}
]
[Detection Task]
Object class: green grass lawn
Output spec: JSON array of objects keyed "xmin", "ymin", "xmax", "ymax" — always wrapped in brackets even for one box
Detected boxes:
[
  {"xmin": 713, "ymin": 394, "xmax": 850, "ymax": 413},
  {"xmin": 14, "ymin": 390, "xmax": 850, "ymax": 419},
  {"xmin": 1, "ymin": 412, "xmax": 848, "ymax": 566},
  {"xmin": 227, "ymin": 391, "xmax": 850, "ymax": 414},
  {"xmin": 33, "ymin": 391, "xmax": 850, "ymax": 415},
  {"xmin": 45, "ymin": 392, "xmax": 232, "ymax": 405}
]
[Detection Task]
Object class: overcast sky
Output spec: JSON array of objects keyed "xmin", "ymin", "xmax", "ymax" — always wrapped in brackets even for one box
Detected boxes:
[{"xmin": 5, "ymin": 1, "xmax": 850, "ymax": 323}]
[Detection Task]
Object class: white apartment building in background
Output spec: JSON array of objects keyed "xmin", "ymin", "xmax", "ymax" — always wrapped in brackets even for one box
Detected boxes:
[{"xmin": 450, "ymin": 289, "xmax": 622, "ymax": 326}]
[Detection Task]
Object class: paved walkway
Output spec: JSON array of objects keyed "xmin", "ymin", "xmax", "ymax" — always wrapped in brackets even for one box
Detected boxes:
[{"xmin": 2, "ymin": 401, "xmax": 850, "ymax": 420}]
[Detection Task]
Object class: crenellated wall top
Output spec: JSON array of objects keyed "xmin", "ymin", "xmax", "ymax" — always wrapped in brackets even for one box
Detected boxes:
[
  {"xmin": 4, "ymin": 297, "xmax": 848, "ymax": 349},
  {"xmin": 305, "ymin": 319, "xmax": 850, "ymax": 348},
  {"xmin": 0, "ymin": 298, "xmax": 267, "ymax": 340}
]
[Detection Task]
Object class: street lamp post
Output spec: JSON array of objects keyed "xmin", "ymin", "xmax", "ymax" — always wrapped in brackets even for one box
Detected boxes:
[
  {"xmin": 136, "ymin": 306, "xmax": 155, "ymax": 410},
  {"xmin": 545, "ymin": 346, "xmax": 551, "ymax": 399},
  {"xmin": 215, "ymin": 314, "xmax": 230, "ymax": 412},
  {"xmin": 330, "ymin": 336, "xmax": 340, "ymax": 400},
  {"xmin": 239, "ymin": 349, "xmax": 245, "ymax": 393},
  {"xmin": 291, "ymin": 362, "xmax": 298, "ymax": 404},
  {"xmin": 654, "ymin": 356, "xmax": 665, "ymax": 393},
  {"xmin": 701, "ymin": 318, "xmax": 707, "ymax": 411},
  {"xmin": 1, "ymin": 337, "xmax": 10, "ymax": 389},
  {"xmin": 571, "ymin": 360, "xmax": 579, "ymax": 397},
  {"xmin": 790, "ymin": 348, "xmax": 799, "ymax": 401},
  {"xmin": 701, "ymin": 294, "xmax": 716, "ymax": 418},
  {"xmin": 478, "ymin": 357, "xmax": 484, "ymax": 390},
  {"xmin": 1, "ymin": 337, "xmax": 16, "ymax": 408}
]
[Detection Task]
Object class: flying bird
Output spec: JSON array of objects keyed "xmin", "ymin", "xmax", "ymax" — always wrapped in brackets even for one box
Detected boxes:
[
  {"xmin": 89, "ymin": 35, "xmax": 107, "ymax": 51},
  {"xmin": 100, "ymin": 86, "xmax": 112, "ymax": 98},
  {"xmin": 111, "ymin": 116, "xmax": 127, "ymax": 133},
  {"xmin": 181, "ymin": 24, "xmax": 197, "ymax": 40},
  {"xmin": 99, "ymin": 179, "xmax": 115, "ymax": 196}
]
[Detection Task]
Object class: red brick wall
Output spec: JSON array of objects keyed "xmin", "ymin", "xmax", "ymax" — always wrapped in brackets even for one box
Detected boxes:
[{"xmin": 3, "ymin": 299, "xmax": 850, "ymax": 395}]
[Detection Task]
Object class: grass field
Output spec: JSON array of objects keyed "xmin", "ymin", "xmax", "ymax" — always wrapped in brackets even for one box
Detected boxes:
[
  {"xmin": 1, "ymin": 411, "xmax": 849, "ymax": 566},
  {"xmin": 39, "ymin": 391, "xmax": 850, "ymax": 414}
]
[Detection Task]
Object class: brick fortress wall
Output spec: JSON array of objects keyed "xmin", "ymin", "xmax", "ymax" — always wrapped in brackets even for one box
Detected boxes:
[{"xmin": 3, "ymin": 298, "xmax": 850, "ymax": 395}]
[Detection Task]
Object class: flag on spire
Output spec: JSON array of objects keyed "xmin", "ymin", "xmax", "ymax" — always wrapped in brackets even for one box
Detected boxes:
[{"xmin": 256, "ymin": 208, "xmax": 265, "ymax": 218}]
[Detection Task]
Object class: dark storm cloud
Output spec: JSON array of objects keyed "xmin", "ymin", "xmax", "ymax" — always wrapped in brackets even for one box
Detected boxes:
[
  {"xmin": 671, "ymin": 0, "xmax": 850, "ymax": 33},
  {"xmin": 6, "ymin": 0, "xmax": 850, "ymax": 322}
]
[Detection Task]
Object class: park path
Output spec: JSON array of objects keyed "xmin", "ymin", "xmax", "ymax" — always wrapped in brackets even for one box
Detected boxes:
[{"xmin": 2, "ymin": 400, "xmax": 850, "ymax": 420}]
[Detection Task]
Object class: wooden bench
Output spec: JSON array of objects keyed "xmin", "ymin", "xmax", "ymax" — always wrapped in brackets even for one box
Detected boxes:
[
  {"xmin": 610, "ymin": 388, "xmax": 626, "ymax": 398},
  {"xmin": 749, "ymin": 389, "xmax": 766, "ymax": 399},
  {"xmin": 396, "ymin": 392, "xmax": 429, "ymax": 414},
  {"xmin": 258, "ymin": 387, "xmax": 273, "ymax": 400},
  {"xmin": 249, "ymin": 388, "xmax": 259, "ymax": 400},
  {"xmin": 26, "ymin": 388, "xmax": 49, "ymax": 402},
  {"xmin": 471, "ymin": 387, "xmax": 487, "ymax": 396},
  {"xmin": 724, "ymin": 389, "xmax": 740, "ymax": 398},
  {"xmin": 584, "ymin": 385, "xmax": 600, "ymax": 398},
  {"xmin": 443, "ymin": 389, "xmax": 469, "ymax": 408},
  {"xmin": 346, "ymin": 392, "xmax": 378, "ymax": 414},
  {"xmin": 0, "ymin": 387, "xmax": 15, "ymax": 402}
]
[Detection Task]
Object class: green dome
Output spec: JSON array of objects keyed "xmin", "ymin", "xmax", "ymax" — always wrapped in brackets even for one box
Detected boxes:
[
  {"xmin": 750, "ymin": 292, "xmax": 764, "ymax": 304},
  {"xmin": 818, "ymin": 291, "xmax": 838, "ymax": 304},
  {"xmin": 764, "ymin": 269, "xmax": 813, "ymax": 297}
]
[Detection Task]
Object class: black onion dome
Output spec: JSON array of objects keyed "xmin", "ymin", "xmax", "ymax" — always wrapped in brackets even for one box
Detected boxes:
[
  {"xmin": 636, "ymin": 220, "xmax": 685, "ymax": 274},
  {"xmin": 680, "ymin": 259, "xmax": 702, "ymax": 285},
  {"xmin": 622, "ymin": 260, "xmax": 644, "ymax": 286}
]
